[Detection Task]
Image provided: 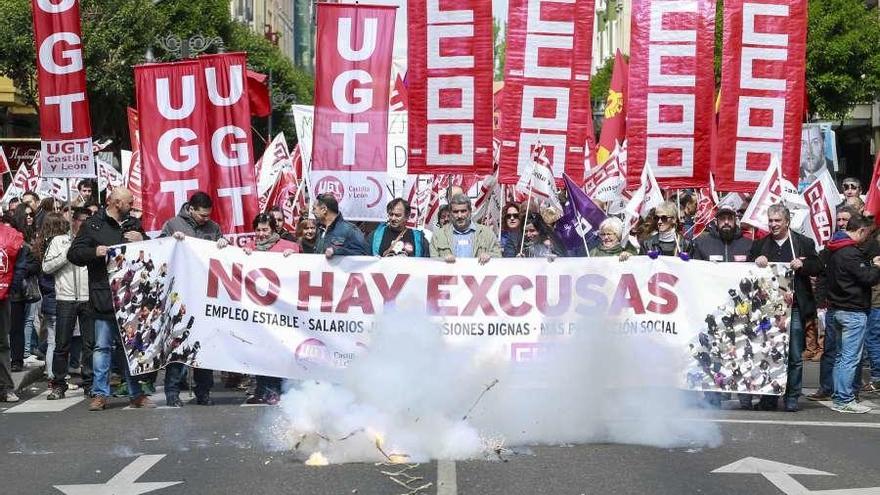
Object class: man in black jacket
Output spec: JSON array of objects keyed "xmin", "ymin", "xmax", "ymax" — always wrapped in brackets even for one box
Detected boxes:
[
  {"xmin": 690, "ymin": 205, "xmax": 752, "ymax": 409},
  {"xmin": 822, "ymin": 215, "xmax": 880, "ymax": 413},
  {"xmin": 367, "ymin": 198, "xmax": 429, "ymax": 257},
  {"xmin": 748, "ymin": 204, "xmax": 823, "ymax": 412},
  {"xmin": 67, "ymin": 188, "xmax": 155, "ymax": 411}
]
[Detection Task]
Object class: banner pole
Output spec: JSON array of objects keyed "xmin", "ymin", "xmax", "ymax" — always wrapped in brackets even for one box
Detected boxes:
[
  {"xmin": 497, "ymin": 184, "xmax": 505, "ymax": 242},
  {"xmin": 520, "ymin": 179, "xmax": 534, "ymax": 256},
  {"xmin": 66, "ymin": 178, "xmax": 74, "ymax": 206}
]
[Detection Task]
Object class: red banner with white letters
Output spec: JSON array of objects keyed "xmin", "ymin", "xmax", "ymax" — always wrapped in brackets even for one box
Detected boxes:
[
  {"xmin": 135, "ymin": 54, "xmax": 259, "ymax": 234},
  {"xmin": 714, "ymin": 0, "xmax": 807, "ymax": 192},
  {"xmin": 312, "ymin": 4, "xmax": 396, "ymax": 173},
  {"xmin": 31, "ymin": 0, "xmax": 95, "ymax": 178},
  {"xmin": 626, "ymin": 0, "xmax": 715, "ymax": 189},
  {"xmin": 200, "ymin": 53, "xmax": 260, "ymax": 232},
  {"xmin": 498, "ymin": 0, "xmax": 595, "ymax": 184},
  {"xmin": 407, "ymin": 0, "xmax": 494, "ymax": 175}
]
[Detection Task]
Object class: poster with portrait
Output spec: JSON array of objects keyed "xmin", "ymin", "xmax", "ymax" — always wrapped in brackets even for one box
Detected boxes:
[{"xmin": 799, "ymin": 123, "xmax": 838, "ymax": 191}]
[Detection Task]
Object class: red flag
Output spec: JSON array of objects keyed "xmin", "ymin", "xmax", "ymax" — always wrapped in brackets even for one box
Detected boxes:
[
  {"xmin": 135, "ymin": 53, "xmax": 260, "ymax": 234},
  {"xmin": 126, "ymin": 107, "xmax": 143, "ymax": 210},
  {"xmin": 31, "ymin": 0, "xmax": 95, "ymax": 178},
  {"xmin": 389, "ymin": 70, "xmax": 408, "ymax": 112},
  {"xmin": 264, "ymin": 170, "xmax": 302, "ymax": 232},
  {"xmin": 714, "ymin": 0, "xmax": 808, "ymax": 192},
  {"xmin": 498, "ymin": 0, "xmax": 596, "ymax": 185},
  {"xmin": 596, "ymin": 50, "xmax": 628, "ymax": 166},
  {"xmin": 627, "ymin": 0, "xmax": 716, "ymax": 190},
  {"xmin": 865, "ymin": 153, "xmax": 880, "ymax": 221},
  {"xmin": 247, "ymin": 69, "xmax": 271, "ymax": 117},
  {"xmin": 310, "ymin": 3, "xmax": 397, "ymax": 220},
  {"xmin": 407, "ymin": 0, "xmax": 494, "ymax": 175},
  {"xmin": 0, "ymin": 146, "xmax": 10, "ymax": 175}
]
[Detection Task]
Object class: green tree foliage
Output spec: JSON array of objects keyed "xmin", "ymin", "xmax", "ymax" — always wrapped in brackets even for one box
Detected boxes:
[
  {"xmin": 590, "ymin": 56, "xmax": 615, "ymax": 102},
  {"xmin": 493, "ymin": 18, "xmax": 507, "ymax": 81},
  {"xmin": 0, "ymin": 0, "xmax": 312, "ymax": 148},
  {"xmin": 805, "ymin": 0, "xmax": 880, "ymax": 119}
]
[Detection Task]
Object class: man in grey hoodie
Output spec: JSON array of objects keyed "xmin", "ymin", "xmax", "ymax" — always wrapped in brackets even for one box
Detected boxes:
[{"xmin": 160, "ymin": 192, "xmax": 224, "ymax": 406}]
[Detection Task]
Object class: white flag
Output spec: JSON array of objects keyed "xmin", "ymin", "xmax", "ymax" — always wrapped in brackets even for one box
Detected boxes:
[
  {"xmin": 741, "ymin": 158, "xmax": 805, "ymax": 231},
  {"xmin": 622, "ymin": 162, "xmax": 663, "ymax": 244},
  {"xmin": 256, "ymin": 133, "xmax": 293, "ymax": 210}
]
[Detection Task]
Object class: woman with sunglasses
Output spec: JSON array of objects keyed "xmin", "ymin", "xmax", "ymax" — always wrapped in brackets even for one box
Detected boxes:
[
  {"xmin": 639, "ymin": 201, "xmax": 690, "ymax": 257},
  {"xmin": 500, "ymin": 203, "xmax": 522, "ymax": 257},
  {"xmin": 8, "ymin": 203, "xmax": 41, "ymax": 372}
]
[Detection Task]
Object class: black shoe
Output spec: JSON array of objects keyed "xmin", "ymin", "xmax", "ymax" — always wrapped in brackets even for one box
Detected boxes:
[
  {"xmin": 192, "ymin": 396, "xmax": 214, "ymax": 406},
  {"xmin": 758, "ymin": 397, "xmax": 779, "ymax": 411},
  {"xmin": 10, "ymin": 363, "xmax": 23, "ymax": 372},
  {"xmin": 166, "ymin": 397, "xmax": 184, "ymax": 408},
  {"xmin": 47, "ymin": 388, "xmax": 66, "ymax": 400}
]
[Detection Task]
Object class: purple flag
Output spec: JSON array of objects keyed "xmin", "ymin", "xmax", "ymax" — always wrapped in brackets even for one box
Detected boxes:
[{"xmin": 556, "ymin": 173, "xmax": 608, "ymax": 252}]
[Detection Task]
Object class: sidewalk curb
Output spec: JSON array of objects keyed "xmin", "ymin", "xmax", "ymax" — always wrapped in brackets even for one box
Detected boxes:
[{"xmin": 13, "ymin": 365, "xmax": 45, "ymax": 393}]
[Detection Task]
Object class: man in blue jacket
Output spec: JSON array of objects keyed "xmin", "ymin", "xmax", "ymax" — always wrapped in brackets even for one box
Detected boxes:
[{"xmin": 313, "ymin": 193, "xmax": 368, "ymax": 257}]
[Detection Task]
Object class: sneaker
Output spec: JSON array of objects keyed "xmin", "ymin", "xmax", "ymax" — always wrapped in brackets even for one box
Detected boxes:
[
  {"xmin": 166, "ymin": 397, "xmax": 184, "ymax": 408},
  {"xmin": 89, "ymin": 396, "xmax": 108, "ymax": 411},
  {"xmin": 244, "ymin": 396, "xmax": 265, "ymax": 405},
  {"xmin": 0, "ymin": 390, "xmax": 20, "ymax": 402},
  {"xmin": 47, "ymin": 388, "xmax": 66, "ymax": 400},
  {"xmin": 831, "ymin": 401, "xmax": 871, "ymax": 414},
  {"xmin": 23, "ymin": 355, "xmax": 44, "ymax": 367},
  {"xmin": 862, "ymin": 381, "xmax": 880, "ymax": 394},
  {"xmin": 129, "ymin": 395, "xmax": 156, "ymax": 409},
  {"xmin": 806, "ymin": 390, "xmax": 832, "ymax": 401}
]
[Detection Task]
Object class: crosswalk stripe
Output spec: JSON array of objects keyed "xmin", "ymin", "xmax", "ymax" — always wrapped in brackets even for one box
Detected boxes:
[{"xmin": 3, "ymin": 390, "xmax": 85, "ymax": 414}]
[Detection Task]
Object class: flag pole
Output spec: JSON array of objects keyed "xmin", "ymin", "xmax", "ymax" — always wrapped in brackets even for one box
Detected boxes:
[
  {"xmin": 496, "ymin": 184, "xmax": 505, "ymax": 241},
  {"xmin": 519, "ymin": 179, "xmax": 534, "ymax": 256}
]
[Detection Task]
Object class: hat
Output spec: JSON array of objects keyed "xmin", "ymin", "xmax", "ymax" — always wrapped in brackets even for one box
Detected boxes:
[{"xmin": 716, "ymin": 204, "xmax": 737, "ymax": 216}]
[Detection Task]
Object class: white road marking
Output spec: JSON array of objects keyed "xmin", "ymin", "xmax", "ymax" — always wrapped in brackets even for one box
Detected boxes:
[
  {"xmin": 3, "ymin": 390, "xmax": 84, "ymax": 414},
  {"xmin": 701, "ymin": 418, "xmax": 880, "ymax": 429},
  {"xmin": 53, "ymin": 454, "xmax": 182, "ymax": 495},
  {"xmin": 437, "ymin": 460, "xmax": 457, "ymax": 495}
]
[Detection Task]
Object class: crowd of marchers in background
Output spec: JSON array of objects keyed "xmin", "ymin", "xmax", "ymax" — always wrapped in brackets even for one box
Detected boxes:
[{"xmin": 0, "ymin": 176, "xmax": 879, "ymax": 416}]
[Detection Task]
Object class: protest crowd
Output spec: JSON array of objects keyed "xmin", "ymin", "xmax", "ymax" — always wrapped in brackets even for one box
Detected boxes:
[{"xmin": 0, "ymin": 170, "xmax": 879, "ymax": 417}]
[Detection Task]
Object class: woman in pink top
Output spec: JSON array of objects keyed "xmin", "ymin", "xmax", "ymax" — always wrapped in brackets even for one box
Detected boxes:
[{"xmin": 245, "ymin": 213, "xmax": 300, "ymax": 256}]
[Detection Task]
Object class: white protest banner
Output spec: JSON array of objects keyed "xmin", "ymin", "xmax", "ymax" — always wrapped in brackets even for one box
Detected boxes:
[{"xmin": 111, "ymin": 238, "xmax": 793, "ymax": 396}]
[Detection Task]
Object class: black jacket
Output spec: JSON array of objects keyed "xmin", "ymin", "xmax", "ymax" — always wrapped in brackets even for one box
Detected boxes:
[
  {"xmin": 747, "ymin": 231, "xmax": 822, "ymax": 319},
  {"xmin": 824, "ymin": 234, "xmax": 880, "ymax": 311},
  {"xmin": 67, "ymin": 209, "xmax": 145, "ymax": 321},
  {"xmin": 690, "ymin": 226, "xmax": 752, "ymax": 262}
]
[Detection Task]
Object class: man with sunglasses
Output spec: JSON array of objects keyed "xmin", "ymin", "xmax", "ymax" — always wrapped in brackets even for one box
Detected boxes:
[{"xmin": 748, "ymin": 204, "xmax": 823, "ymax": 412}]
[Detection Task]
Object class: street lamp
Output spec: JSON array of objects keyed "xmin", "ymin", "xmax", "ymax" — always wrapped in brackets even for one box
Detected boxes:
[{"xmin": 146, "ymin": 33, "xmax": 226, "ymax": 61}]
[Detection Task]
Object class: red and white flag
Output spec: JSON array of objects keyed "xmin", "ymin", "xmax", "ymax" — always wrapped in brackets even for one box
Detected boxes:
[
  {"xmin": 263, "ymin": 170, "xmax": 303, "ymax": 232},
  {"xmin": 31, "ymin": 0, "xmax": 95, "ymax": 178},
  {"xmin": 585, "ymin": 141, "xmax": 626, "ymax": 202},
  {"xmin": 627, "ymin": 0, "xmax": 716, "ymax": 189},
  {"xmin": 255, "ymin": 133, "xmax": 293, "ymax": 210},
  {"xmin": 740, "ymin": 159, "xmax": 805, "ymax": 231},
  {"xmin": 407, "ymin": 0, "xmax": 494, "ymax": 175},
  {"xmin": 689, "ymin": 175, "xmax": 720, "ymax": 238},
  {"xmin": 714, "ymin": 0, "xmax": 808, "ymax": 192},
  {"xmin": 622, "ymin": 162, "xmax": 663, "ymax": 242},
  {"xmin": 802, "ymin": 167, "xmax": 842, "ymax": 248},
  {"xmin": 310, "ymin": 3, "xmax": 397, "ymax": 220},
  {"xmin": 96, "ymin": 159, "xmax": 125, "ymax": 192},
  {"xmin": 135, "ymin": 53, "xmax": 260, "ymax": 234},
  {"xmin": 0, "ymin": 146, "xmax": 10, "ymax": 175},
  {"xmin": 516, "ymin": 143, "xmax": 561, "ymax": 210},
  {"xmin": 389, "ymin": 69, "xmax": 408, "ymax": 112},
  {"xmin": 498, "ymin": 0, "xmax": 596, "ymax": 184},
  {"xmin": 125, "ymin": 107, "xmax": 143, "ymax": 210}
]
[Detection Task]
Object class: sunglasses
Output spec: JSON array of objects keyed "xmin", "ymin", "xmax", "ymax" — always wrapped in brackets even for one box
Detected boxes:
[
  {"xmin": 657, "ymin": 215, "xmax": 674, "ymax": 223},
  {"xmin": 505, "ymin": 214, "xmax": 519, "ymax": 220},
  {"xmin": 843, "ymin": 184, "xmax": 859, "ymax": 190}
]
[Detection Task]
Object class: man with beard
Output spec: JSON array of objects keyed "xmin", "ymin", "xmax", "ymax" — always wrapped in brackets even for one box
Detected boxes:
[
  {"xmin": 749, "ymin": 204, "xmax": 823, "ymax": 412},
  {"xmin": 690, "ymin": 205, "xmax": 752, "ymax": 409},
  {"xmin": 367, "ymin": 198, "xmax": 429, "ymax": 257}
]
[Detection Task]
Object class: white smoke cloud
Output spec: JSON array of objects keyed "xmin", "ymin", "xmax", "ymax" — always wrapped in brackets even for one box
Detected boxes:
[{"xmin": 266, "ymin": 308, "xmax": 722, "ymax": 463}]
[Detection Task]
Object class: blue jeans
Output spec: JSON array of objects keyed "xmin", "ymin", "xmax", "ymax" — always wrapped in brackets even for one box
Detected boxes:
[
  {"xmin": 23, "ymin": 302, "xmax": 38, "ymax": 356},
  {"xmin": 861, "ymin": 308, "xmax": 880, "ymax": 384},
  {"xmin": 818, "ymin": 310, "xmax": 838, "ymax": 395},
  {"xmin": 829, "ymin": 309, "xmax": 869, "ymax": 405},
  {"xmin": 784, "ymin": 309, "xmax": 805, "ymax": 401},
  {"xmin": 92, "ymin": 319, "xmax": 143, "ymax": 399}
]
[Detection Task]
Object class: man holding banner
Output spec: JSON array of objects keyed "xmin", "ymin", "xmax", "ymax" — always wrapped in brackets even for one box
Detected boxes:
[
  {"xmin": 749, "ymin": 204, "xmax": 822, "ymax": 412},
  {"xmin": 429, "ymin": 194, "xmax": 500, "ymax": 264}
]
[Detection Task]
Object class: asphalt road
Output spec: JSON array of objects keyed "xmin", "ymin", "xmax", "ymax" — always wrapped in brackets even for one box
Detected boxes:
[{"xmin": 3, "ymin": 369, "xmax": 880, "ymax": 495}]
